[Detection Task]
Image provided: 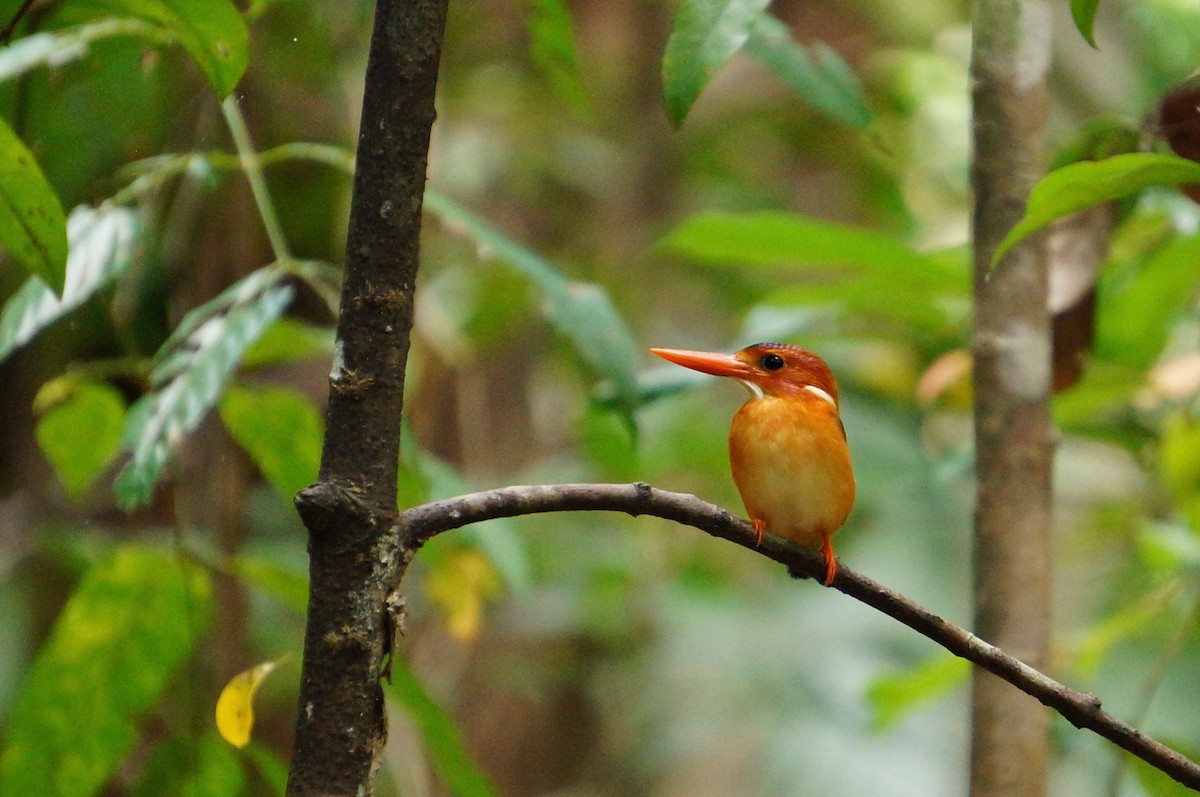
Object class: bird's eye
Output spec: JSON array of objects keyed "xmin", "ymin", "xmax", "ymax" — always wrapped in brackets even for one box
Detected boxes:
[{"xmin": 761, "ymin": 353, "xmax": 785, "ymax": 371}]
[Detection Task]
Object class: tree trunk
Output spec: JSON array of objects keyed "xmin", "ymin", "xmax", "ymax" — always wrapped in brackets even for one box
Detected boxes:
[
  {"xmin": 285, "ymin": 1, "xmax": 449, "ymax": 794},
  {"xmin": 968, "ymin": 1, "xmax": 1054, "ymax": 796}
]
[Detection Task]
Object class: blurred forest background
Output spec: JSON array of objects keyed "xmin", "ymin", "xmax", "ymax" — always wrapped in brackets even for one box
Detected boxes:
[{"xmin": 2, "ymin": 0, "xmax": 1200, "ymax": 795}]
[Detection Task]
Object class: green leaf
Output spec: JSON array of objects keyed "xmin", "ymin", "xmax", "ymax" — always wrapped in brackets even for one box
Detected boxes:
[
  {"xmin": 0, "ymin": 546, "xmax": 212, "ymax": 797},
  {"xmin": 239, "ymin": 318, "xmax": 334, "ymax": 369},
  {"xmin": 0, "ymin": 204, "xmax": 140, "ymax": 362},
  {"xmin": 866, "ymin": 654, "xmax": 969, "ymax": 731},
  {"xmin": 0, "ymin": 116, "xmax": 67, "ymax": 294},
  {"xmin": 662, "ymin": 210, "xmax": 937, "ymax": 272},
  {"xmin": 386, "ymin": 660, "xmax": 499, "ymax": 797},
  {"xmin": 243, "ymin": 743, "xmax": 288, "ymax": 796},
  {"xmin": 131, "ymin": 733, "xmax": 244, "ymax": 797},
  {"xmin": 75, "ymin": 0, "xmax": 249, "ymax": 97},
  {"xmin": 424, "ymin": 190, "xmax": 640, "ymax": 420},
  {"xmin": 1070, "ymin": 0, "xmax": 1101, "ymax": 48},
  {"xmin": 219, "ymin": 383, "xmax": 322, "ymax": 500},
  {"xmin": 992, "ymin": 153, "xmax": 1200, "ymax": 267},
  {"xmin": 1161, "ymin": 414, "xmax": 1200, "ymax": 534},
  {"xmin": 114, "ymin": 282, "xmax": 293, "ymax": 508},
  {"xmin": 35, "ymin": 381, "xmax": 127, "ymax": 500},
  {"xmin": 0, "ymin": 18, "xmax": 171, "ymax": 83},
  {"xmin": 1095, "ymin": 232, "xmax": 1200, "ymax": 369},
  {"xmin": 231, "ymin": 555, "xmax": 309, "ymax": 614},
  {"xmin": 662, "ymin": 0, "xmax": 771, "ymax": 127},
  {"xmin": 526, "ymin": 0, "xmax": 590, "ymax": 115},
  {"xmin": 743, "ymin": 14, "xmax": 870, "ymax": 129}
]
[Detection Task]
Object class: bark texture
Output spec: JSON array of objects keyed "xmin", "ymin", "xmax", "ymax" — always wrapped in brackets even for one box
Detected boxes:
[
  {"xmin": 286, "ymin": 1, "xmax": 449, "ymax": 794},
  {"xmin": 969, "ymin": 1, "xmax": 1054, "ymax": 796}
]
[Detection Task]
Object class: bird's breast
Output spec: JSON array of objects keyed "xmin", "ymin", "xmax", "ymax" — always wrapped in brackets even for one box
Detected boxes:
[{"xmin": 728, "ymin": 395, "xmax": 855, "ymax": 548}]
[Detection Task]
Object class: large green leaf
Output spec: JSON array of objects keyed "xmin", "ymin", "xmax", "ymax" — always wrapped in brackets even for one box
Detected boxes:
[
  {"xmin": 114, "ymin": 281, "xmax": 293, "ymax": 508},
  {"xmin": 35, "ymin": 381, "xmax": 127, "ymax": 500},
  {"xmin": 0, "ymin": 116, "xmax": 67, "ymax": 294},
  {"xmin": 662, "ymin": 0, "xmax": 771, "ymax": 127},
  {"xmin": 131, "ymin": 733, "xmax": 244, "ymax": 797},
  {"xmin": 992, "ymin": 153, "xmax": 1200, "ymax": 267},
  {"xmin": 386, "ymin": 661, "xmax": 498, "ymax": 797},
  {"xmin": 526, "ymin": 0, "xmax": 590, "ymax": 114},
  {"xmin": 219, "ymin": 383, "xmax": 322, "ymax": 500},
  {"xmin": 1071, "ymin": 0, "xmax": 1101, "ymax": 47},
  {"xmin": 424, "ymin": 190, "xmax": 640, "ymax": 420},
  {"xmin": 0, "ymin": 204, "xmax": 140, "ymax": 362},
  {"xmin": 72, "ymin": 0, "xmax": 248, "ymax": 97},
  {"xmin": 661, "ymin": 209, "xmax": 937, "ymax": 272},
  {"xmin": 866, "ymin": 654, "xmax": 968, "ymax": 731},
  {"xmin": 0, "ymin": 546, "xmax": 212, "ymax": 797},
  {"xmin": 0, "ymin": 18, "xmax": 169, "ymax": 83},
  {"xmin": 743, "ymin": 14, "xmax": 870, "ymax": 129},
  {"xmin": 1095, "ymin": 232, "xmax": 1200, "ymax": 369}
]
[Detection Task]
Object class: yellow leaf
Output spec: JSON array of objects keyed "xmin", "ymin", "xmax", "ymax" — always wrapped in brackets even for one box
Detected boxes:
[
  {"xmin": 215, "ymin": 658, "xmax": 282, "ymax": 748},
  {"xmin": 426, "ymin": 549, "xmax": 502, "ymax": 642}
]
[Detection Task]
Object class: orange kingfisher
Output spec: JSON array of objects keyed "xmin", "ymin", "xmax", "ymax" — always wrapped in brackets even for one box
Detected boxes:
[{"xmin": 651, "ymin": 343, "xmax": 855, "ymax": 585}]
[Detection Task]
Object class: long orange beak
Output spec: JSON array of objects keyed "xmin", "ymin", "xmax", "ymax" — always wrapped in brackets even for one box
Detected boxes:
[{"xmin": 650, "ymin": 348, "xmax": 750, "ymax": 379}]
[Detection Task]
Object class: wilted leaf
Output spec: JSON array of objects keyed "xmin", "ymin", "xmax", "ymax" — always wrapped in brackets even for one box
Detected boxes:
[
  {"xmin": 0, "ymin": 546, "xmax": 211, "ymax": 797},
  {"xmin": 992, "ymin": 153, "xmax": 1200, "ymax": 267},
  {"xmin": 114, "ymin": 282, "xmax": 293, "ymax": 508},
  {"xmin": 215, "ymin": 660, "xmax": 283, "ymax": 748},
  {"xmin": 219, "ymin": 383, "xmax": 322, "ymax": 499},
  {"xmin": 425, "ymin": 190, "xmax": 640, "ymax": 420},
  {"xmin": 0, "ymin": 116, "xmax": 67, "ymax": 293},
  {"xmin": 662, "ymin": 0, "xmax": 771, "ymax": 126},
  {"xmin": 426, "ymin": 549, "xmax": 502, "ymax": 641},
  {"xmin": 385, "ymin": 660, "xmax": 499, "ymax": 797},
  {"xmin": 35, "ymin": 380, "xmax": 127, "ymax": 499},
  {"xmin": 744, "ymin": 14, "xmax": 870, "ymax": 128},
  {"xmin": 0, "ymin": 204, "xmax": 140, "ymax": 362}
]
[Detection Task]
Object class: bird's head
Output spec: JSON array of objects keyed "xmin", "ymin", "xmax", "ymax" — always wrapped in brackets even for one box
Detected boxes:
[{"xmin": 651, "ymin": 343, "xmax": 839, "ymax": 405}]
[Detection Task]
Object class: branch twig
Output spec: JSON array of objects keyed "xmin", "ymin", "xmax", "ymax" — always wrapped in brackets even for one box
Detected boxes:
[{"xmin": 398, "ymin": 482, "xmax": 1200, "ymax": 792}]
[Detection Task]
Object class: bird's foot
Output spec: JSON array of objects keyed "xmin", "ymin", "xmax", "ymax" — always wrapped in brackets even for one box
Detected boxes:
[
  {"xmin": 820, "ymin": 531, "xmax": 837, "ymax": 586},
  {"xmin": 751, "ymin": 518, "xmax": 766, "ymax": 547}
]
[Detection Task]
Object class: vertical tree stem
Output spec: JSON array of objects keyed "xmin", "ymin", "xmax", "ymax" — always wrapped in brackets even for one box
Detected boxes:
[
  {"xmin": 285, "ymin": 1, "xmax": 449, "ymax": 794},
  {"xmin": 969, "ymin": 1, "xmax": 1053, "ymax": 796}
]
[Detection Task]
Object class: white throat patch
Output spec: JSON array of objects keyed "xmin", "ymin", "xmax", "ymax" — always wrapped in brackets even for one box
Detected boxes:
[
  {"xmin": 738, "ymin": 380, "xmax": 764, "ymax": 399},
  {"xmin": 803, "ymin": 384, "xmax": 837, "ymax": 408}
]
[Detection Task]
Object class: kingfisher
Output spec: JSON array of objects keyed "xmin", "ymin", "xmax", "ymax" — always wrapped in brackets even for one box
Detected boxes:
[{"xmin": 651, "ymin": 343, "xmax": 855, "ymax": 585}]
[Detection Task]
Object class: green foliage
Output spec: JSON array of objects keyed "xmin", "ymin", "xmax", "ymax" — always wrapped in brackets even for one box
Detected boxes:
[
  {"xmin": 1071, "ymin": 0, "xmax": 1101, "ymax": 48},
  {"xmin": 0, "ymin": 204, "xmax": 140, "ymax": 362},
  {"xmin": 35, "ymin": 380, "xmax": 127, "ymax": 499},
  {"xmin": 219, "ymin": 383, "xmax": 323, "ymax": 500},
  {"xmin": 131, "ymin": 733, "xmax": 245, "ymax": 797},
  {"xmin": 385, "ymin": 662, "xmax": 499, "ymax": 797},
  {"xmin": 1161, "ymin": 415, "xmax": 1200, "ymax": 534},
  {"xmin": 115, "ymin": 281, "xmax": 294, "ymax": 508},
  {"xmin": 867, "ymin": 654, "xmax": 969, "ymax": 731},
  {"xmin": 0, "ymin": 116, "xmax": 68, "ymax": 294},
  {"xmin": 663, "ymin": 0, "xmax": 771, "ymax": 127},
  {"xmin": 72, "ymin": 0, "xmax": 249, "ymax": 97},
  {"xmin": 425, "ymin": 190, "xmax": 640, "ymax": 424},
  {"xmin": 993, "ymin": 153, "xmax": 1200, "ymax": 267},
  {"xmin": 525, "ymin": 0, "xmax": 590, "ymax": 115},
  {"xmin": 0, "ymin": 546, "xmax": 212, "ymax": 797}
]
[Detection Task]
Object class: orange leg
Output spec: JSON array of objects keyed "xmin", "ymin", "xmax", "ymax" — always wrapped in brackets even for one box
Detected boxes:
[
  {"xmin": 820, "ymin": 530, "xmax": 837, "ymax": 586},
  {"xmin": 751, "ymin": 518, "xmax": 766, "ymax": 547}
]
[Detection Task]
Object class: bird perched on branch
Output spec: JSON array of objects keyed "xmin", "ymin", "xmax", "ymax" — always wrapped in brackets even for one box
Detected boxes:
[{"xmin": 650, "ymin": 343, "xmax": 855, "ymax": 585}]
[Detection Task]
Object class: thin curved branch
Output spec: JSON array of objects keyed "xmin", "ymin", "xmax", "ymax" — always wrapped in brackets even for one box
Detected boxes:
[{"xmin": 398, "ymin": 482, "xmax": 1200, "ymax": 792}]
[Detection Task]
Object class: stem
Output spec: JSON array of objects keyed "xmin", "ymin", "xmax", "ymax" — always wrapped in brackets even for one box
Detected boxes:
[
  {"xmin": 399, "ymin": 482, "xmax": 1200, "ymax": 791},
  {"xmin": 220, "ymin": 95, "xmax": 293, "ymax": 264}
]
